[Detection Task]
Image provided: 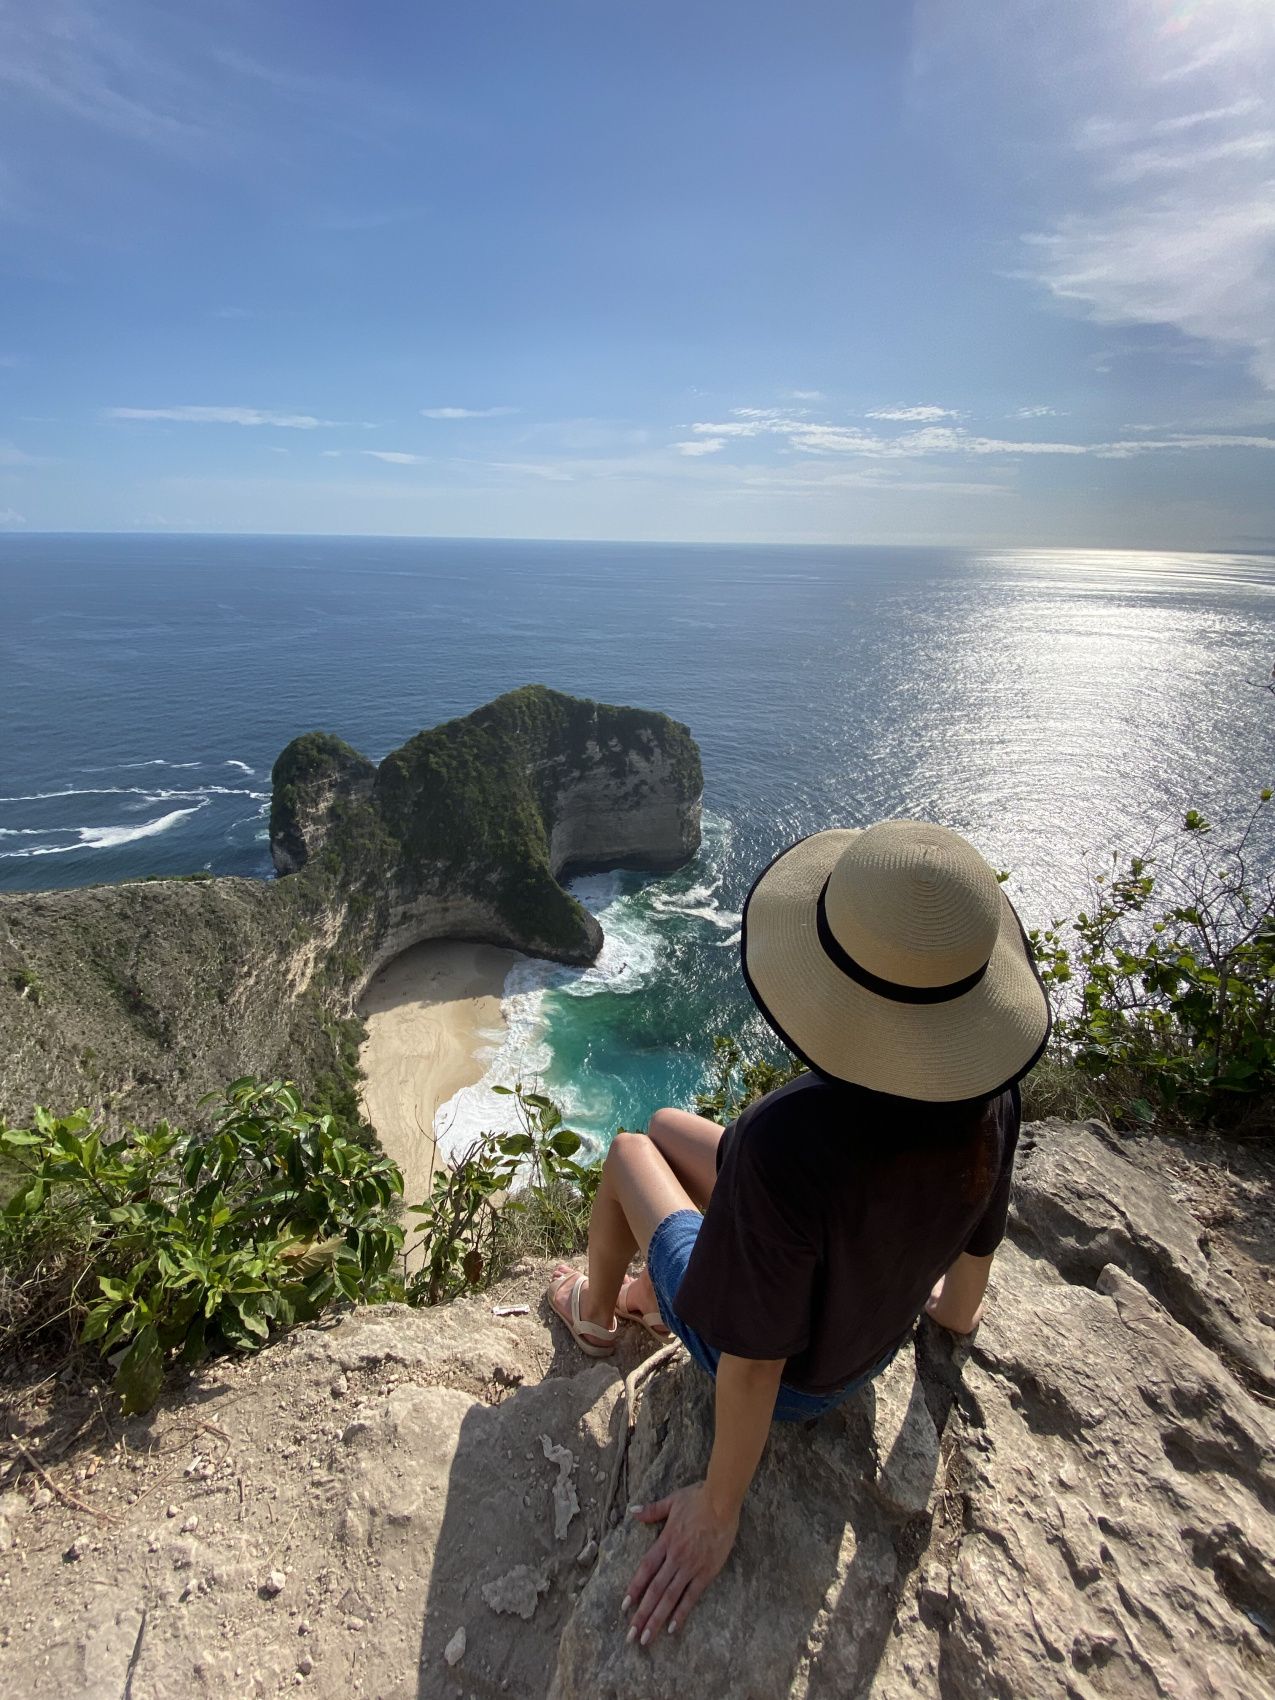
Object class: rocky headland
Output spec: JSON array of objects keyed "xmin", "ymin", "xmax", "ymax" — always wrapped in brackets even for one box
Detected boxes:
[
  {"xmin": 0, "ymin": 686, "xmax": 702, "ymax": 1135},
  {"xmin": 3, "ymin": 1121, "xmax": 1272, "ymax": 1699}
]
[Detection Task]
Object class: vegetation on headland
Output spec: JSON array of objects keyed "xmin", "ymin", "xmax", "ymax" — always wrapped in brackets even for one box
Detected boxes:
[
  {"xmin": 1022, "ymin": 792, "xmax": 1275, "ymax": 1135},
  {"xmin": 3, "ymin": 788, "xmax": 1271, "ymax": 1415},
  {"xmin": 0, "ymin": 687, "xmax": 703, "ymax": 1151},
  {"xmin": 0, "ymin": 1079, "xmax": 600, "ymax": 1413}
]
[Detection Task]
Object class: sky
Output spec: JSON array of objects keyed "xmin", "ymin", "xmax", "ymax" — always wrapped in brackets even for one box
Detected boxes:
[{"xmin": 1, "ymin": 0, "xmax": 1273, "ymax": 548}]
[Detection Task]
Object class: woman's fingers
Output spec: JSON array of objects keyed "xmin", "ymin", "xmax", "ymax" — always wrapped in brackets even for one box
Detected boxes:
[
  {"xmin": 634, "ymin": 1566, "xmax": 692, "ymax": 1645},
  {"xmin": 629, "ymin": 1555, "xmax": 681, "ymax": 1643},
  {"xmin": 622, "ymin": 1530, "xmax": 668, "ymax": 1617},
  {"xmin": 666, "ymin": 1572, "xmax": 709, "ymax": 1635}
]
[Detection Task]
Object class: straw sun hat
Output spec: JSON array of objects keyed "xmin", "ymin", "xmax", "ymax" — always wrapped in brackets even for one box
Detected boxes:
[{"xmin": 740, "ymin": 819, "xmax": 1051, "ymax": 1102}]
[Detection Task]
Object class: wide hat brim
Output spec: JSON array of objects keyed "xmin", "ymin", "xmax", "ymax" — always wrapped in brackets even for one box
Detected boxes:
[{"xmin": 741, "ymin": 829, "xmax": 1051, "ymax": 1102}]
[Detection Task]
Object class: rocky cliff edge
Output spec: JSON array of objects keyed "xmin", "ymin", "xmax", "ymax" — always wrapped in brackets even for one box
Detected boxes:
[{"xmin": 3, "ymin": 1123, "xmax": 1272, "ymax": 1700}]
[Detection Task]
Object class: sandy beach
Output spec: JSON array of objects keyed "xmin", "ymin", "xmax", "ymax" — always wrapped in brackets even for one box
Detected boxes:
[{"xmin": 357, "ymin": 940, "xmax": 515, "ymax": 1227}]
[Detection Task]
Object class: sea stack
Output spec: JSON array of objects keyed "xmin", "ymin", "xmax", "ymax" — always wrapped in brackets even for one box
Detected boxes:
[{"xmin": 0, "ymin": 687, "xmax": 703, "ymax": 1133}]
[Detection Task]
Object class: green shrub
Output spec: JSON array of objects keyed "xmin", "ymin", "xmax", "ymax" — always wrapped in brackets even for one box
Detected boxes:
[
  {"xmin": 404, "ymin": 1083, "xmax": 600, "ymax": 1304},
  {"xmin": 694, "ymin": 1033, "xmax": 805, "ymax": 1124},
  {"xmin": 1027, "ymin": 793, "xmax": 1275, "ymax": 1133},
  {"xmin": 0, "ymin": 1080, "xmax": 403, "ymax": 1412}
]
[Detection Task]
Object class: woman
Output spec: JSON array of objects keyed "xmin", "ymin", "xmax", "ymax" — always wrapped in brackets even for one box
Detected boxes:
[{"xmin": 547, "ymin": 819, "xmax": 1051, "ymax": 1647}]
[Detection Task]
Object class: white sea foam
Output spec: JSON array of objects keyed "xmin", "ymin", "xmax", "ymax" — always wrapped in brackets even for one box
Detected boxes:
[
  {"xmin": 225, "ymin": 760, "xmax": 254, "ymax": 773},
  {"xmin": 434, "ymin": 815, "xmax": 739, "ymax": 1156},
  {"xmin": 0, "ymin": 784, "xmax": 259, "ymax": 803},
  {"xmin": 0, "ymin": 803, "xmax": 208, "ymax": 858},
  {"xmin": 78, "ymin": 805, "xmax": 207, "ymax": 848}
]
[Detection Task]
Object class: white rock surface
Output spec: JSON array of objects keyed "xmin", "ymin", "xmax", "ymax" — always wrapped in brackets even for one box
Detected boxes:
[{"xmin": 2, "ymin": 1128, "xmax": 1272, "ymax": 1700}]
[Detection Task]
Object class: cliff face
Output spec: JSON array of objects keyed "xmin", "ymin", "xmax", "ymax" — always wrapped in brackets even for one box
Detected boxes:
[
  {"xmin": 5, "ymin": 1125, "xmax": 1272, "ymax": 1700},
  {"xmin": 273, "ymin": 685, "xmax": 702, "ymax": 975},
  {"xmin": 0, "ymin": 687, "xmax": 702, "ymax": 1130}
]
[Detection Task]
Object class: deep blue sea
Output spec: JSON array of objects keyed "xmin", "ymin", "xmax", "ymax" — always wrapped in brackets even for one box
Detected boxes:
[{"xmin": 3, "ymin": 535, "xmax": 1273, "ymax": 1147}]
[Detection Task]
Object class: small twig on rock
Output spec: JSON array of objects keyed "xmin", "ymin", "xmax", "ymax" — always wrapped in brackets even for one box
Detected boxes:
[
  {"xmin": 266, "ymin": 1506, "xmax": 301, "ymax": 1568},
  {"xmin": 13, "ymin": 1440, "xmax": 118, "ymax": 1525},
  {"xmin": 599, "ymin": 1343, "xmax": 679, "ymax": 1552}
]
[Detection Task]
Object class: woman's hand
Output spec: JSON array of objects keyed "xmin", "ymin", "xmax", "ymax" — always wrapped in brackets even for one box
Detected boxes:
[{"xmin": 622, "ymin": 1482, "xmax": 739, "ymax": 1645}]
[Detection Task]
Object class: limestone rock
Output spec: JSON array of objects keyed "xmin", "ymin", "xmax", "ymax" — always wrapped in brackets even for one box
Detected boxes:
[
  {"xmin": 482, "ymin": 1565, "xmax": 552, "ymax": 1620},
  {"xmin": 4, "ymin": 1136, "xmax": 1272, "ymax": 1700},
  {"xmin": 551, "ymin": 1126, "xmax": 1275, "ymax": 1700},
  {"xmin": 1010, "ymin": 1118, "xmax": 1275, "ymax": 1390},
  {"xmin": 540, "ymin": 1434, "xmax": 580, "ymax": 1541}
]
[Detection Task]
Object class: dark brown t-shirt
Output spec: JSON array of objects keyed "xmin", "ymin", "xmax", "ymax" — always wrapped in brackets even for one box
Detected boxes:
[{"xmin": 673, "ymin": 1074, "xmax": 1021, "ymax": 1394}]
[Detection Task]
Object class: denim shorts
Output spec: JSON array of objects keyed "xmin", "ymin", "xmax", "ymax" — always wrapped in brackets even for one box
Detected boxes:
[{"xmin": 645, "ymin": 1208, "xmax": 900, "ymax": 1425}]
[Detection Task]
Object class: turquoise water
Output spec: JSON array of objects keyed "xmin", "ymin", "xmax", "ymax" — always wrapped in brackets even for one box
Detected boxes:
[{"xmin": 3, "ymin": 536, "xmax": 1273, "ymax": 1146}]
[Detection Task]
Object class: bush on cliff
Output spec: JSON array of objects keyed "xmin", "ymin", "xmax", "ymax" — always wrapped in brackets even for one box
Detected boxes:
[
  {"xmin": 1025, "ymin": 793, "xmax": 1275, "ymax": 1134},
  {"xmin": 0, "ymin": 1080, "xmax": 600, "ymax": 1413},
  {"xmin": 1, "ymin": 1080, "xmax": 404, "ymax": 1412}
]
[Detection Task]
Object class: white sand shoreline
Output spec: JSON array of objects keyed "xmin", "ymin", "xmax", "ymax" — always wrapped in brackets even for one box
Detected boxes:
[{"xmin": 356, "ymin": 941, "xmax": 516, "ymax": 1227}]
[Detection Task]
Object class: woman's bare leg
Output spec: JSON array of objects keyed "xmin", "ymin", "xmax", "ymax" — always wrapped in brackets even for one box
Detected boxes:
[
  {"xmin": 575, "ymin": 1131, "xmax": 698, "ymax": 1331},
  {"xmin": 570, "ymin": 1109, "xmax": 724, "ymax": 1330},
  {"xmin": 646, "ymin": 1107, "xmax": 723, "ymax": 1211}
]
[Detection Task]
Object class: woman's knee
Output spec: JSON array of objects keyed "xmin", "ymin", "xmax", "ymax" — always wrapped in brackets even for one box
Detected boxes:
[
  {"xmin": 606, "ymin": 1129, "xmax": 648, "ymax": 1168},
  {"xmin": 646, "ymin": 1108, "xmax": 681, "ymax": 1151}
]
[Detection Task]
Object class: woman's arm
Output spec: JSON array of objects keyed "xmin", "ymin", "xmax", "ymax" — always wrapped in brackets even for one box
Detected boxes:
[
  {"xmin": 624, "ymin": 1351, "xmax": 785, "ymax": 1645},
  {"xmin": 926, "ymin": 1250, "xmax": 994, "ymax": 1333}
]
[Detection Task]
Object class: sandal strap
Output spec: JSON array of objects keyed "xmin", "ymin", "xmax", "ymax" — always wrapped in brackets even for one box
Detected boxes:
[{"xmin": 566, "ymin": 1274, "xmax": 617, "ymax": 1344}]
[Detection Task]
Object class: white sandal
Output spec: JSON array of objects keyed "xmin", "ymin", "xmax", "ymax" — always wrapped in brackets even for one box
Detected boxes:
[
  {"xmin": 548, "ymin": 1268, "xmax": 619, "ymax": 1358},
  {"xmin": 618, "ymin": 1274, "xmax": 673, "ymax": 1340}
]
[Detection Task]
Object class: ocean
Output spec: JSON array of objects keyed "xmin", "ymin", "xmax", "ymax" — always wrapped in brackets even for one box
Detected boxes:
[{"xmin": 3, "ymin": 534, "xmax": 1273, "ymax": 1151}]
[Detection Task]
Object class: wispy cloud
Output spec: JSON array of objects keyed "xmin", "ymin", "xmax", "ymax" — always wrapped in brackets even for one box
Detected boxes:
[
  {"xmin": 865, "ymin": 404, "xmax": 959, "ymax": 421},
  {"xmin": 106, "ymin": 405, "xmax": 344, "ymax": 429},
  {"xmin": 788, "ymin": 389, "xmax": 824, "ymax": 401},
  {"xmin": 361, "ymin": 450, "xmax": 426, "ymax": 465},
  {"xmin": 1010, "ymin": 405, "xmax": 1061, "ymax": 419},
  {"xmin": 0, "ymin": 440, "xmax": 42, "ymax": 466},
  {"xmin": 0, "ymin": 507, "xmax": 26, "ymax": 526},
  {"xmin": 682, "ymin": 405, "xmax": 1275, "ymax": 462},
  {"xmin": 918, "ymin": 0, "xmax": 1275, "ymax": 389},
  {"xmin": 483, "ymin": 461, "xmax": 573, "ymax": 482},
  {"xmin": 421, "ymin": 405, "xmax": 518, "ymax": 420}
]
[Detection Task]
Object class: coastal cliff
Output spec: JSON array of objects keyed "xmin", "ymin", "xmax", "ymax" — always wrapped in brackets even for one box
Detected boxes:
[
  {"xmin": 0, "ymin": 687, "xmax": 702, "ymax": 1133},
  {"xmin": 4, "ymin": 1123, "xmax": 1272, "ymax": 1699}
]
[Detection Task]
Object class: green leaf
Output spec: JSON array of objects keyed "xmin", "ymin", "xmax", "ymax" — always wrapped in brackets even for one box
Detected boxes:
[
  {"xmin": 547, "ymin": 1129, "xmax": 582, "ymax": 1158},
  {"xmin": 115, "ymin": 1324, "xmax": 165, "ymax": 1415},
  {"xmin": 4, "ymin": 1176, "xmax": 44, "ymax": 1217},
  {"xmin": 79, "ymin": 1303, "xmax": 115, "ymax": 1344}
]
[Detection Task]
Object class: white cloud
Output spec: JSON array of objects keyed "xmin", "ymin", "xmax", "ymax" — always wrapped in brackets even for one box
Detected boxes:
[
  {"xmin": 361, "ymin": 450, "xmax": 426, "ymax": 465},
  {"xmin": 918, "ymin": 0, "xmax": 1275, "ymax": 388},
  {"xmin": 685, "ymin": 404, "xmax": 1275, "ymax": 463},
  {"xmin": 865, "ymin": 405, "xmax": 959, "ymax": 421},
  {"xmin": 788, "ymin": 389, "xmax": 824, "ymax": 401},
  {"xmin": 0, "ymin": 440, "xmax": 40, "ymax": 465},
  {"xmin": 420, "ymin": 406, "xmax": 518, "ymax": 419},
  {"xmin": 1011, "ymin": 405, "xmax": 1061, "ymax": 419},
  {"xmin": 0, "ymin": 506, "xmax": 26, "ymax": 526},
  {"xmin": 106, "ymin": 406, "xmax": 341, "ymax": 429},
  {"xmin": 483, "ymin": 461, "xmax": 573, "ymax": 482}
]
